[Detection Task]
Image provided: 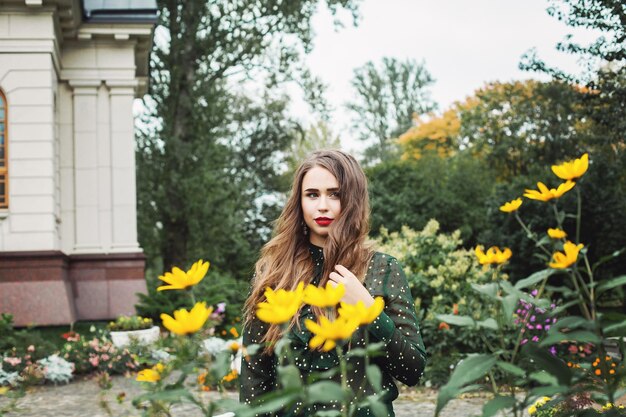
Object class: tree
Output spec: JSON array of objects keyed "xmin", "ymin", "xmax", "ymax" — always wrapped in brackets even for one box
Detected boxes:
[
  {"xmin": 347, "ymin": 57, "xmax": 436, "ymax": 164},
  {"xmin": 137, "ymin": 0, "xmax": 361, "ymax": 276}
]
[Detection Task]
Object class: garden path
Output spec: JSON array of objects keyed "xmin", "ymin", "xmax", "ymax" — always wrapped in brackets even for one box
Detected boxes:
[{"xmin": 0, "ymin": 376, "xmax": 516, "ymax": 417}]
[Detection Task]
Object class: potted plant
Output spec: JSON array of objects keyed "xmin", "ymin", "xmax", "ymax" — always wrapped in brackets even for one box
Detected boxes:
[{"xmin": 108, "ymin": 315, "xmax": 159, "ymax": 348}]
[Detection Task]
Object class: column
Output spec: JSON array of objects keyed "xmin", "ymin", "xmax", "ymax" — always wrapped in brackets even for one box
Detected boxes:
[
  {"xmin": 106, "ymin": 80, "xmax": 140, "ymax": 252},
  {"xmin": 69, "ymin": 80, "xmax": 101, "ymax": 253}
]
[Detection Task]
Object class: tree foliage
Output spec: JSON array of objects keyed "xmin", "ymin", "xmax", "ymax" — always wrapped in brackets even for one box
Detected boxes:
[
  {"xmin": 137, "ymin": 0, "xmax": 361, "ymax": 277},
  {"xmin": 347, "ymin": 57, "xmax": 436, "ymax": 164}
]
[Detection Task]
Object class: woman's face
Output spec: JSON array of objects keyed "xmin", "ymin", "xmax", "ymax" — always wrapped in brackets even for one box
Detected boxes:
[{"xmin": 301, "ymin": 166, "xmax": 341, "ymax": 247}]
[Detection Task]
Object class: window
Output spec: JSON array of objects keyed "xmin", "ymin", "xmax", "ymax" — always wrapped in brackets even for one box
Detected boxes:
[{"xmin": 0, "ymin": 90, "xmax": 7, "ymax": 209}]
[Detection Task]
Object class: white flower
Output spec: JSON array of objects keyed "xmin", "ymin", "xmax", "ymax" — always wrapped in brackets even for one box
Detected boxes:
[
  {"xmin": 151, "ymin": 349, "xmax": 172, "ymax": 362},
  {"xmin": 202, "ymin": 337, "xmax": 228, "ymax": 355},
  {"xmin": 0, "ymin": 364, "xmax": 20, "ymax": 387},
  {"xmin": 38, "ymin": 355, "xmax": 73, "ymax": 384}
]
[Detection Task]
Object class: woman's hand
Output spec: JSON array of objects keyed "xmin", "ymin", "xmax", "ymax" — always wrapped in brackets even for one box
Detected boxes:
[{"xmin": 328, "ymin": 265, "xmax": 375, "ymax": 307}]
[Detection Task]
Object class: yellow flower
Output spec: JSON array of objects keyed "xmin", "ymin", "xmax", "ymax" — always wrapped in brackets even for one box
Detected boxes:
[
  {"xmin": 136, "ymin": 363, "xmax": 164, "ymax": 382},
  {"xmin": 475, "ymin": 246, "xmax": 512, "ymax": 265},
  {"xmin": 157, "ymin": 260, "xmax": 210, "ymax": 291},
  {"xmin": 256, "ymin": 282, "xmax": 304, "ymax": 324},
  {"xmin": 549, "ymin": 241, "xmax": 584, "ymax": 269},
  {"xmin": 160, "ymin": 302, "xmax": 213, "ymax": 335},
  {"xmin": 547, "ymin": 228, "xmax": 567, "ymax": 239},
  {"xmin": 499, "ymin": 198, "xmax": 522, "ymax": 213},
  {"xmin": 229, "ymin": 341, "xmax": 240, "ymax": 352},
  {"xmin": 222, "ymin": 370, "xmax": 238, "ymax": 382},
  {"xmin": 303, "ymin": 282, "xmax": 345, "ymax": 308},
  {"xmin": 523, "ymin": 181, "xmax": 576, "ymax": 202},
  {"xmin": 0, "ymin": 386, "xmax": 9, "ymax": 395},
  {"xmin": 528, "ymin": 405, "xmax": 537, "ymax": 415},
  {"xmin": 552, "ymin": 153, "xmax": 588, "ymax": 181},
  {"xmin": 304, "ymin": 315, "xmax": 360, "ymax": 351},
  {"xmin": 338, "ymin": 297, "xmax": 385, "ymax": 325}
]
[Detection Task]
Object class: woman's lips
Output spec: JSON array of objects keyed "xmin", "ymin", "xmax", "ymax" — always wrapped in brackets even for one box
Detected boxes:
[{"xmin": 314, "ymin": 218, "xmax": 333, "ymax": 226}]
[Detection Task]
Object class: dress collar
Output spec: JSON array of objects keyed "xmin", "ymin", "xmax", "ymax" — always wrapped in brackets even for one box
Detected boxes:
[{"xmin": 308, "ymin": 242, "xmax": 324, "ymax": 264}]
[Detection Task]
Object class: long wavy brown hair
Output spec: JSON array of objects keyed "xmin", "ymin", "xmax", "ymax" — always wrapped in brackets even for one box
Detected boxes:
[{"xmin": 243, "ymin": 150, "xmax": 375, "ymax": 353}]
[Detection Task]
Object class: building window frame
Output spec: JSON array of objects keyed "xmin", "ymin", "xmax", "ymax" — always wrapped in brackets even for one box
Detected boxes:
[{"xmin": 0, "ymin": 89, "xmax": 8, "ymax": 210}]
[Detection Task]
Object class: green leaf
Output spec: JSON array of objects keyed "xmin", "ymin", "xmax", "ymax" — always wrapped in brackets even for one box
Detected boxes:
[
  {"xmin": 278, "ymin": 364, "xmax": 302, "ymax": 389},
  {"xmin": 501, "ymin": 293, "xmax": 519, "ymax": 326},
  {"xmin": 540, "ymin": 330, "xmax": 601, "ymax": 346},
  {"xmin": 551, "ymin": 316, "xmax": 594, "ymax": 331},
  {"xmin": 596, "ymin": 275, "xmax": 626, "ymax": 296},
  {"xmin": 528, "ymin": 385, "xmax": 569, "ymax": 398},
  {"xmin": 550, "ymin": 299, "xmax": 580, "ymax": 315},
  {"xmin": 250, "ymin": 388, "xmax": 302, "ymax": 415},
  {"xmin": 529, "ymin": 371, "xmax": 559, "ymax": 386},
  {"xmin": 132, "ymin": 388, "xmax": 193, "ymax": 405},
  {"xmin": 306, "ymin": 381, "xmax": 345, "ymax": 404},
  {"xmin": 366, "ymin": 396, "xmax": 389, "ymax": 417},
  {"xmin": 496, "ymin": 361, "xmax": 525, "ymax": 377},
  {"xmin": 500, "ymin": 281, "xmax": 549, "ymax": 308},
  {"xmin": 366, "ymin": 364, "xmax": 383, "ymax": 391},
  {"xmin": 603, "ymin": 321, "xmax": 626, "ymax": 336},
  {"xmin": 435, "ymin": 384, "xmax": 481, "ymax": 417},
  {"xmin": 471, "ymin": 282, "xmax": 499, "ymax": 299},
  {"xmin": 514, "ymin": 269, "xmax": 555, "ymax": 289},
  {"xmin": 482, "ymin": 395, "xmax": 516, "ymax": 417},
  {"xmin": 522, "ymin": 344, "xmax": 572, "ymax": 385},
  {"xmin": 447, "ymin": 354, "xmax": 497, "ymax": 388},
  {"xmin": 592, "ymin": 249, "xmax": 626, "ymax": 272},
  {"xmin": 477, "ymin": 318, "xmax": 498, "ymax": 330},
  {"xmin": 210, "ymin": 350, "xmax": 232, "ymax": 379},
  {"xmin": 436, "ymin": 314, "xmax": 476, "ymax": 327}
]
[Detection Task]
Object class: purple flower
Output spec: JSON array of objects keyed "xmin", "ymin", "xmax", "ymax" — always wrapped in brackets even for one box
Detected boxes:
[
  {"xmin": 532, "ymin": 336, "xmax": 539, "ymax": 342},
  {"xmin": 536, "ymin": 324, "xmax": 543, "ymax": 330},
  {"xmin": 545, "ymin": 325, "xmax": 550, "ymax": 331},
  {"xmin": 521, "ymin": 338, "xmax": 528, "ymax": 345},
  {"xmin": 549, "ymin": 346, "xmax": 557, "ymax": 356},
  {"xmin": 216, "ymin": 302, "xmax": 226, "ymax": 314}
]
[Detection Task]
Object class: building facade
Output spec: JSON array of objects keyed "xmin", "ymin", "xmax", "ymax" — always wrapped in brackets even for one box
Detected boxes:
[{"xmin": 0, "ymin": 0, "xmax": 157, "ymax": 326}]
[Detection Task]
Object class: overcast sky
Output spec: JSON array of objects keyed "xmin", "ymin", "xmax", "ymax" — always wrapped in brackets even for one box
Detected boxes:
[{"xmin": 292, "ymin": 0, "xmax": 599, "ymax": 152}]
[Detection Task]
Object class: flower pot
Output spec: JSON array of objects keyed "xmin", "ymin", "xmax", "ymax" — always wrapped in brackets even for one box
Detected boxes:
[{"xmin": 110, "ymin": 326, "xmax": 160, "ymax": 348}]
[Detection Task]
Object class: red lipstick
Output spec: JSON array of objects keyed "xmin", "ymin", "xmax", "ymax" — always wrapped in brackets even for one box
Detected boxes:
[{"xmin": 314, "ymin": 217, "xmax": 333, "ymax": 226}]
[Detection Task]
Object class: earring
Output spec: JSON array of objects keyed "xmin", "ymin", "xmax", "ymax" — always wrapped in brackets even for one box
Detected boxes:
[{"xmin": 303, "ymin": 224, "xmax": 308, "ymax": 235}]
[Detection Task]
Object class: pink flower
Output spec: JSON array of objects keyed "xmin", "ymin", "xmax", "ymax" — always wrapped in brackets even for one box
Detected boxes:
[
  {"xmin": 89, "ymin": 355, "xmax": 100, "ymax": 367},
  {"xmin": 4, "ymin": 357, "xmax": 22, "ymax": 366},
  {"xmin": 101, "ymin": 354, "xmax": 110, "ymax": 361},
  {"xmin": 27, "ymin": 345, "xmax": 35, "ymax": 352}
]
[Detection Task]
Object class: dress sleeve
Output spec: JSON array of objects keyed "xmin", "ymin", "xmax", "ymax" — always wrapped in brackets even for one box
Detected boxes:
[
  {"xmin": 367, "ymin": 255, "xmax": 427, "ymax": 386},
  {"xmin": 239, "ymin": 316, "xmax": 278, "ymax": 408}
]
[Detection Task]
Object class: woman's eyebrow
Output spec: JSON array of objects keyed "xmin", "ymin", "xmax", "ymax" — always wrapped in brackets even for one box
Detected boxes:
[{"xmin": 303, "ymin": 187, "xmax": 340, "ymax": 192}]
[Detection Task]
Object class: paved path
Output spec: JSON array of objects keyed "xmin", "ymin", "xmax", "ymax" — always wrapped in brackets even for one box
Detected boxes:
[{"xmin": 0, "ymin": 376, "xmax": 507, "ymax": 417}]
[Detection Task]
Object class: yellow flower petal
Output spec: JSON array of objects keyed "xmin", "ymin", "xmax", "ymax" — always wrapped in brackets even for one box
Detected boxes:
[
  {"xmin": 547, "ymin": 228, "xmax": 567, "ymax": 239},
  {"xmin": 551, "ymin": 153, "xmax": 589, "ymax": 180},
  {"xmin": 499, "ymin": 198, "xmax": 522, "ymax": 213}
]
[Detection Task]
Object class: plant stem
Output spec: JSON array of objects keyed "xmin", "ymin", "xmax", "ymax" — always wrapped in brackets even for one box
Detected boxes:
[
  {"xmin": 576, "ymin": 186, "xmax": 582, "ymax": 244},
  {"xmin": 336, "ymin": 346, "xmax": 349, "ymax": 417},
  {"xmin": 567, "ymin": 271, "xmax": 592, "ymax": 320},
  {"xmin": 514, "ymin": 213, "xmax": 551, "ymax": 256}
]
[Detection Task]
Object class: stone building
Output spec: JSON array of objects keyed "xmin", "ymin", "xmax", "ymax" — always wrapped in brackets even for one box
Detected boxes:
[{"xmin": 0, "ymin": 0, "xmax": 157, "ymax": 326}]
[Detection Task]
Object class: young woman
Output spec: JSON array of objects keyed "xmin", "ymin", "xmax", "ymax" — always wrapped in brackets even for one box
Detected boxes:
[{"xmin": 240, "ymin": 150, "xmax": 426, "ymax": 416}]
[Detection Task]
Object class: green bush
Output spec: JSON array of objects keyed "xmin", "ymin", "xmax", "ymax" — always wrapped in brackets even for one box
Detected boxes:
[{"xmin": 375, "ymin": 220, "xmax": 506, "ymax": 386}]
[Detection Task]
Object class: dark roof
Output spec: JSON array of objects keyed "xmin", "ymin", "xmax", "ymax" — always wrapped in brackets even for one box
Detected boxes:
[{"xmin": 81, "ymin": 0, "xmax": 158, "ymax": 24}]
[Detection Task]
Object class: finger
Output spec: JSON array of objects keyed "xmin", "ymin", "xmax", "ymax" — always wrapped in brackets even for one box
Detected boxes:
[
  {"xmin": 329, "ymin": 272, "xmax": 344, "ymax": 283},
  {"xmin": 334, "ymin": 265, "xmax": 355, "ymax": 279},
  {"xmin": 326, "ymin": 280, "xmax": 339, "ymax": 288}
]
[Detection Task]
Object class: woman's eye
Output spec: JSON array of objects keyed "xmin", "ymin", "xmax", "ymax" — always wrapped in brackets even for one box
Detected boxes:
[
  {"xmin": 306, "ymin": 192, "xmax": 318, "ymax": 198},
  {"xmin": 330, "ymin": 192, "xmax": 340, "ymax": 199}
]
